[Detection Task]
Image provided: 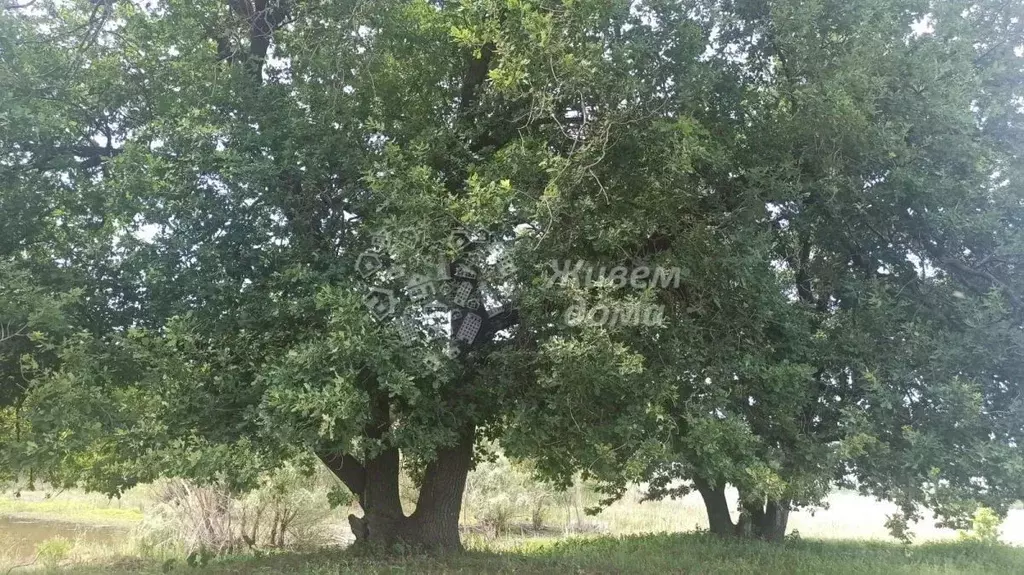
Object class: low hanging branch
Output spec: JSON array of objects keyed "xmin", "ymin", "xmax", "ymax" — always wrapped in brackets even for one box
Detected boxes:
[{"xmin": 316, "ymin": 451, "xmax": 366, "ymax": 500}]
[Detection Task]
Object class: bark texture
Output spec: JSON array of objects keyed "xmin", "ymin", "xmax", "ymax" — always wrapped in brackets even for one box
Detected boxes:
[
  {"xmin": 693, "ymin": 475, "xmax": 791, "ymax": 542},
  {"xmin": 734, "ymin": 498, "xmax": 790, "ymax": 542},
  {"xmin": 693, "ymin": 475, "xmax": 736, "ymax": 536},
  {"xmin": 319, "ymin": 428, "xmax": 474, "ymax": 552}
]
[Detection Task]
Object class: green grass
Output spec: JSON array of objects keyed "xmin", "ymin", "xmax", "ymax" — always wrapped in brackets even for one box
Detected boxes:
[
  {"xmin": 0, "ymin": 494, "xmax": 143, "ymax": 525},
  {"xmin": 50, "ymin": 533, "xmax": 1024, "ymax": 574},
  {"xmin": 3, "ymin": 485, "xmax": 1022, "ymax": 573}
]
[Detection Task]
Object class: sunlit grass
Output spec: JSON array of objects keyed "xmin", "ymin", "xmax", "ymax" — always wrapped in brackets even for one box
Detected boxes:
[
  {"xmin": 45, "ymin": 533, "xmax": 1024, "ymax": 574},
  {"xmin": 0, "ymin": 498, "xmax": 143, "ymax": 524},
  {"xmin": 0, "ymin": 488, "xmax": 145, "ymax": 525},
  {"xmin": 3, "ymin": 484, "xmax": 1023, "ymax": 573},
  {"xmin": 593, "ymin": 487, "xmax": 1024, "ymax": 545}
]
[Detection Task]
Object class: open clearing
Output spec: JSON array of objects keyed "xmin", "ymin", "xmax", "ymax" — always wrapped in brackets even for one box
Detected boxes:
[{"xmin": 3, "ymin": 487, "xmax": 1023, "ymax": 573}]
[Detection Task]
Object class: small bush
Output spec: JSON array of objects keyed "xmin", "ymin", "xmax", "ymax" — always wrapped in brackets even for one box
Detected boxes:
[
  {"xmin": 36, "ymin": 536, "xmax": 73, "ymax": 572},
  {"xmin": 464, "ymin": 451, "xmax": 601, "ymax": 536},
  {"xmin": 884, "ymin": 512, "xmax": 914, "ymax": 544},
  {"xmin": 464, "ymin": 453, "xmax": 561, "ymax": 535},
  {"xmin": 958, "ymin": 506, "xmax": 1002, "ymax": 545},
  {"xmin": 136, "ymin": 461, "xmax": 344, "ymax": 555}
]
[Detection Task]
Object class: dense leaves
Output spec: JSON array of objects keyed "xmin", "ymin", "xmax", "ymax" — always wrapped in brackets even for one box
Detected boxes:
[{"xmin": 1, "ymin": 0, "xmax": 1022, "ymax": 548}]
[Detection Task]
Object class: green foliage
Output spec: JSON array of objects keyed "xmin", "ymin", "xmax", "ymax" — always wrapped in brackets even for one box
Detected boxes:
[
  {"xmin": 958, "ymin": 507, "xmax": 1003, "ymax": 546},
  {"xmin": 1, "ymin": 0, "xmax": 1022, "ymax": 549},
  {"xmin": 885, "ymin": 512, "xmax": 915, "ymax": 545},
  {"xmin": 35, "ymin": 536, "xmax": 73, "ymax": 572}
]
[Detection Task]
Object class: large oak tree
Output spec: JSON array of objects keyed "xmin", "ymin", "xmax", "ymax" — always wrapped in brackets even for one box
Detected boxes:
[{"xmin": 2, "ymin": 0, "xmax": 1022, "ymax": 551}]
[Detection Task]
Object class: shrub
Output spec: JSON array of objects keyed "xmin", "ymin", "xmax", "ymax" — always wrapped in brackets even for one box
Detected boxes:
[
  {"xmin": 136, "ymin": 462, "xmax": 344, "ymax": 555},
  {"xmin": 463, "ymin": 451, "xmax": 600, "ymax": 536},
  {"xmin": 464, "ymin": 453, "xmax": 556, "ymax": 535},
  {"xmin": 958, "ymin": 506, "xmax": 1002, "ymax": 545},
  {"xmin": 35, "ymin": 536, "xmax": 73, "ymax": 572}
]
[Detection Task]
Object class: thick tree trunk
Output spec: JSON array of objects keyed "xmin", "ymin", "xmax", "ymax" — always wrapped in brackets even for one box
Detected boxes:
[
  {"xmin": 693, "ymin": 475, "xmax": 736, "ymax": 536},
  {"xmin": 405, "ymin": 427, "xmax": 475, "ymax": 551},
  {"xmin": 692, "ymin": 477, "xmax": 791, "ymax": 542},
  {"xmin": 758, "ymin": 499, "xmax": 790, "ymax": 542},
  {"xmin": 355, "ymin": 445, "xmax": 407, "ymax": 546},
  {"xmin": 736, "ymin": 497, "xmax": 790, "ymax": 541},
  {"xmin": 319, "ymin": 429, "xmax": 474, "ymax": 552}
]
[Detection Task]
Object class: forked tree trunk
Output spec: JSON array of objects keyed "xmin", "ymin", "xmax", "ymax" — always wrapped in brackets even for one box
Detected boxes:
[
  {"xmin": 320, "ymin": 428, "xmax": 474, "ymax": 552},
  {"xmin": 736, "ymin": 497, "xmax": 791, "ymax": 541},
  {"xmin": 693, "ymin": 475, "xmax": 791, "ymax": 542},
  {"xmin": 356, "ymin": 443, "xmax": 407, "ymax": 545}
]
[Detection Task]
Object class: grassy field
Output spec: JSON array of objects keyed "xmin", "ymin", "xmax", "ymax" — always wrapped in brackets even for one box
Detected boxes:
[
  {"xmin": 46, "ymin": 533, "xmax": 1024, "ymax": 574},
  {"xmin": 541, "ymin": 487, "xmax": 1024, "ymax": 545},
  {"xmin": 3, "ymin": 484, "xmax": 1024, "ymax": 573},
  {"xmin": 0, "ymin": 490, "xmax": 144, "ymax": 525},
  {"xmin": 4, "ymin": 485, "xmax": 1021, "ymax": 542}
]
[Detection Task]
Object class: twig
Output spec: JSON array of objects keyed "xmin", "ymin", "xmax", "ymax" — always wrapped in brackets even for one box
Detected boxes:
[
  {"xmin": 3, "ymin": 0, "xmax": 38, "ymax": 10},
  {"xmin": 3, "ymin": 552, "xmax": 39, "ymax": 575}
]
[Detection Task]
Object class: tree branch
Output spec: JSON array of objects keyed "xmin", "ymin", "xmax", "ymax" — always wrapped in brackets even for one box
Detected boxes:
[
  {"xmin": 18, "ymin": 144, "xmax": 122, "ymax": 172},
  {"xmin": 937, "ymin": 256, "xmax": 1023, "ymax": 310},
  {"xmin": 317, "ymin": 451, "xmax": 366, "ymax": 497},
  {"xmin": 3, "ymin": 0, "xmax": 38, "ymax": 9}
]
